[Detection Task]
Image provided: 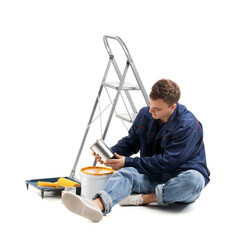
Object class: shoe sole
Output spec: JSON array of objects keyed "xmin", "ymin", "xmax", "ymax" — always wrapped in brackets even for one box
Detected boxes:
[{"xmin": 62, "ymin": 193, "xmax": 103, "ymax": 222}]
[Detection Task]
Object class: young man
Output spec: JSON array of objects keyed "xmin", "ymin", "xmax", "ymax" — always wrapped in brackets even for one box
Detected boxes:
[{"xmin": 63, "ymin": 79, "xmax": 210, "ymax": 222}]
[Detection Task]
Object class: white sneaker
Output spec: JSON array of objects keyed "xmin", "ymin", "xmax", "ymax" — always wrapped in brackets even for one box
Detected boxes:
[
  {"xmin": 62, "ymin": 193, "xmax": 103, "ymax": 222},
  {"xmin": 119, "ymin": 194, "xmax": 143, "ymax": 206}
]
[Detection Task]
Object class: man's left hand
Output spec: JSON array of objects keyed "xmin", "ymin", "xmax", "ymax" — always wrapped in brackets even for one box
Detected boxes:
[{"xmin": 104, "ymin": 152, "xmax": 125, "ymax": 171}]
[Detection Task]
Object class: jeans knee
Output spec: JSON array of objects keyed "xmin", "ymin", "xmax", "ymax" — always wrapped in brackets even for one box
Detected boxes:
[
  {"xmin": 117, "ymin": 167, "xmax": 136, "ymax": 175},
  {"xmin": 182, "ymin": 170, "xmax": 205, "ymax": 192},
  {"xmin": 118, "ymin": 167, "xmax": 136, "ymax": 173},
  {"xmin": 113, "ymin": 167, "xmax": 137, "ymax": 180}
]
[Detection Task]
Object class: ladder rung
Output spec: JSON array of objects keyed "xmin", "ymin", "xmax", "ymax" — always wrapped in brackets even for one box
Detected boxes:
[
  {"xmin": 116, "ymin": 113, "xmax": 138, "ymax": 123},
  {"xmin": 102, "ymin": 82, "xmax": 140, "ymax": 90}
]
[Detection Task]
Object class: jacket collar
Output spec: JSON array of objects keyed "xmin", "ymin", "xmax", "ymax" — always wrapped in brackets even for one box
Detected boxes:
[{"xmin": 145, "ymin": 104, "xmax": 181, "ymax": 138}]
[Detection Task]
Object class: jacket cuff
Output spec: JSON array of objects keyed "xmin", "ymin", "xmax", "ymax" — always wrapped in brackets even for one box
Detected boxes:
[{"xmin": 125, "ymin": 157, "xmax": 134, "ymax": 167}]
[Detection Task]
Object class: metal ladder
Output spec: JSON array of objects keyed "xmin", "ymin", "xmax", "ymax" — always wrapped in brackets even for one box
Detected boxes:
[{"xmin": 70, "ymin": 35, "xmax": 149, "ymax": 179}]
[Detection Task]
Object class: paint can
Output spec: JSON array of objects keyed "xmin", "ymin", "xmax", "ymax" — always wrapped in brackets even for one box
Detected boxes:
[
  {"xmin": 90, "ymin": 139, "xmax": 114, "ymax": 163},
  {"xmin": 79, "ymin": 166, "xmax": 114, "ymax": 199}
]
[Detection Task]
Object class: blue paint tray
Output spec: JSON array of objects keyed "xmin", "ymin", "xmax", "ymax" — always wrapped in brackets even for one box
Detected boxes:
[{"xmin": 25, "ymin": 176, "xmax": 81, "ymax": 199}]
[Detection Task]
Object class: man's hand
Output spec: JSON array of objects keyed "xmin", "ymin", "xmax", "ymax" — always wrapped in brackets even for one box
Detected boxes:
[
  {"xmin": 92, "ymin": 151, "xmax": 104, "ymax": 164},
  {"xmin": 104, "ymin": 153, "xmax": 125, "ymax": 171}
]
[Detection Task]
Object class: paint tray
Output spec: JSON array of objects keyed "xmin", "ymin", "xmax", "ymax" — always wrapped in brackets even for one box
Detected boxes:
[{"xmin": 25, "ymin": 176, "xmax": 81, "ymax": 199}]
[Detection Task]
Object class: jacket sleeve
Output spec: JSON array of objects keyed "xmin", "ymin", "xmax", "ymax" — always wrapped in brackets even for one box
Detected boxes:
[
  {"xmin": 110, "ymin": 113, "xmax": 141, "ymax": 157},
  {"xmin": 125, "ymin": 122, "xmax": 198, "ymax": 174}
]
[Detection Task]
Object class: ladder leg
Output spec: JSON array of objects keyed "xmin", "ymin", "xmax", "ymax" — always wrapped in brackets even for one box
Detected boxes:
[
  {"xmin": 92, "ymin": 81, "xmax": 124, "ymax": 166},
  {"xmin": 70, "ymin": 86, "xmax": 102, "ymax": 177},
  {"xmin": 92, "ymin": 59, "xmax": 127, "ymax": 165},
  {"xmin": 130, "ymin": 61, "xmax": 149, "ymax": 105},
  {"xmin": 70, "ymin": 60, "xmax": 111, "ymax": 178}
]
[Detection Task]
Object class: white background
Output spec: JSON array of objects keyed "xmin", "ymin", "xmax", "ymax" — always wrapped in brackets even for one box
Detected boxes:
[{"xmin": 0, "ymin": 0, "xmax": 244, "ymax": 239}]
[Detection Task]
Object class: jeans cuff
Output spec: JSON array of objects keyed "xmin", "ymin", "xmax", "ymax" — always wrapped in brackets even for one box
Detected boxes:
[
  {"xmin": 93, "ymin": 190, "xmax": 113, "ymax": 215},
  {"xmin": 155, "ymin": 184, "xmax": 169, "ymax": 206}
]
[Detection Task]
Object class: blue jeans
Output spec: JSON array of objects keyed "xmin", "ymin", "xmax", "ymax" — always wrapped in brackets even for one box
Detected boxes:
[{"xmin": 93, "ymin": 167, "xmax": 205, "ymax": 214}]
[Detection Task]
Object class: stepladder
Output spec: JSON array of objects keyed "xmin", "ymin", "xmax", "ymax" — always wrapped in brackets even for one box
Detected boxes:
[{"xmin": 70, "ymin": 35, "xmax": 149, "ymax": 179}]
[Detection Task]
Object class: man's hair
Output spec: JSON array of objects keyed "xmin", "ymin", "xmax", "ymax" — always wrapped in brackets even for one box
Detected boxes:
[{"xmin": 149, "ymin": 79, "xmax": 181, "ymax": 107}]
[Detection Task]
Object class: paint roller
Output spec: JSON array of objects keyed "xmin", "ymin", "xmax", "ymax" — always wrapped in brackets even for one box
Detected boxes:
[{"xmin": 38, "ymin": 177, "xmax": 80, "ymax": 189}]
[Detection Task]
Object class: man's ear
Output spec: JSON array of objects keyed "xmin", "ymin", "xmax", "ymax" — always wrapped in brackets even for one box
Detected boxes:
[{"xmin": 171, "ymin": 103, "xmax": 177, "ymax": 110}]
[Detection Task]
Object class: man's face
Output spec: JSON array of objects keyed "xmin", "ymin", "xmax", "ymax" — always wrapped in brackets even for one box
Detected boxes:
[{"xmin": 149, "ymin": 97, "xmax": 177, "ymax": 123}]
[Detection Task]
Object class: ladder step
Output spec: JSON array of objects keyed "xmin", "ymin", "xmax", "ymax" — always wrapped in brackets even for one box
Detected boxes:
[
  {"xmin": 103, "ymin": 82, "xmax": 140, "ymax": 90},
  {"xmin": 116, "ymin": 113, "xmax": 138, "ymax": 123}
]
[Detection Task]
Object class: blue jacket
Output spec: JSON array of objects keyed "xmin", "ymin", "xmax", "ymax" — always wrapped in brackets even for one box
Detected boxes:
[{"xmin": 111, "ymin": 104, "xmax": 210, "ymax": 185}]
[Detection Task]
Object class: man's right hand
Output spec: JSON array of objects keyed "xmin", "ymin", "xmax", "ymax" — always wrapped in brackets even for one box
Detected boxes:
[{"xmin": 92, "ymin": 152, "xmax": 104, "ymax": 164}]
